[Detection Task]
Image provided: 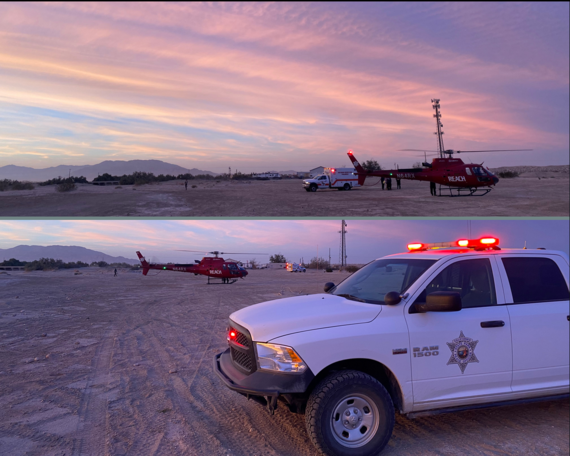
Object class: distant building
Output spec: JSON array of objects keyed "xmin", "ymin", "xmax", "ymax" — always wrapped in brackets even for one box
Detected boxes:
[
  {"xmin": 297, "ymin": 171, "xmax": 309, "ymax": 178},
  {"xmin": 252, "ymin": 172, "xmax": 281, "ymax": 180},
  {"xmin": 309, "ymin": 166, "xmax": 325, "ymax": 177}
]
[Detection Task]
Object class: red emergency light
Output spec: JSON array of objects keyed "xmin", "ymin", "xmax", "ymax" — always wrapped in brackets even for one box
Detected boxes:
[
  {"xmin": 407, "ymin": 237, "xmax": 500, "ymax": 251},
  {"xmin": 331, "ymin": 168, "xmax": 336, "ymax": 173},
  {"xmin": 228, "ymin": 328, "xmax": 237, "ymax": 342},
  {"xmin": 348, "ymin": 150, "xmax": 353, "ymax": 155}
]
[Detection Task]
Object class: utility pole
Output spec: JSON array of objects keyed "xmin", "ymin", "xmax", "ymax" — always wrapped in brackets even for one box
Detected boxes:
[
  {"xmin": 316, "ymin": 244, "xmax": 319, "ymax": 271},
  {"xmin": 339, "ymin": 220, "xmax": 348, "ymax": 268},
  {"xmin": 228, "ymin": 167, "xmax": 231, "ymax": 178},
  {"xmin": 329, "ymin": 248, "xmax": 331, "ymax": 268}
]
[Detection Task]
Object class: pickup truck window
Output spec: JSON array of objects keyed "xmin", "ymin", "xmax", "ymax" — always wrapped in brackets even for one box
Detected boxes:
[
  {"xmin": 331, "ymin": 259, "xmax": 436, "ymax": 304},
  {"xmin": 502, "ymin": 257, "xmax": 569, "ymax": 304},
  {"xmin": 413, "ymin": 258, "xmax": 497, "ymax": 309}
]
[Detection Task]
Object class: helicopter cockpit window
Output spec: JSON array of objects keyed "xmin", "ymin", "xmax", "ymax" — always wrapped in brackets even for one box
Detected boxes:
[
  {"xmin": 471, "ymin": 166, "xmax": 490, "ymax": 182},
  {"xmin": 228, "ymin": 263, "xmax": 238, "ymax": 270},
  {"xmin": 465, "ymin": 167, "xmax": 472, "ymax": 175}
]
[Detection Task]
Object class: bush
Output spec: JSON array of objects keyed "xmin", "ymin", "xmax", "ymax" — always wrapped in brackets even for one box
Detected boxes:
[
  {"xmin": 0, "ymin": 179, "xmax": 34, "ymax": 191},
  {"xmin": 11, "ymin": 181, "xmax": 34, "ymax": 190},
  {"xmin": 57, "ymin": 181, "xmax": 76, "ymax": 192},
  {"xmin": 497, "ymin": 170, "xmax": 519, "ymax": 178},
  {"xmin": 39, "ymin": 176, "xmax": 88, "ymax": 186},
  {"xmin": 344, "ymin": 265, "xmax": 360, "ymax": 273},
  {"xmin": 24, "ymin": 258, "xmax": 89, "ymax": 271}
]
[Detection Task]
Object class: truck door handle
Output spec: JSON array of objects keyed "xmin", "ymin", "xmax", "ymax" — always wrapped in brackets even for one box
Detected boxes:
[{"xmin": 480, "ymin": 320, "xmax": 505, "ymax": 328}]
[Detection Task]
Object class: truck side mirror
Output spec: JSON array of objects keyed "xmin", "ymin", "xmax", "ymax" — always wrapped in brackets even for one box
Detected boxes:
[
  {"xmin": 324, "ymin": 282, "xmax": 335, "ymax": 293},
  {"xmin": 414, "ymin": 291, "xmax": 462, "ymax": 313},
  {"xmin": 384, "ymin": 291, "xmax": 401, "ymax": 305}
]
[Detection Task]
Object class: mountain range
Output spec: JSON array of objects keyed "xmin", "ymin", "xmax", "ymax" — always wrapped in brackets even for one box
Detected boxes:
[
  {"xmin": 0, "ymin": 160, "xmax": 218, "ymax": 181},
  {"xmin": 0, "ymin": 245, "xmax": 138, "ymax": 264}
]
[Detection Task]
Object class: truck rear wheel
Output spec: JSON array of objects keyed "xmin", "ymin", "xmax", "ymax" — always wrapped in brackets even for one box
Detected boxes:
[
  {"xmin": 343, "ymin": 183, "xmax": 351, "ymax": 191},
  {"xmin": 305, "ymin": 370, "xmax": 394, "ymax": 456},
  {"xmin": 310, "ymin": 184, "xmax": 318, "ymax": 192}
]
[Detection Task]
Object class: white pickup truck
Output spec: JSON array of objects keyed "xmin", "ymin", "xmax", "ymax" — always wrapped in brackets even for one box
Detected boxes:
[
  {"xmin": 214, "ymin": 237, "xmax": 569, "ymax": 456},
  {"xmin": 303, "ymin": 168, "xmax": 360, "ymax": 192}
]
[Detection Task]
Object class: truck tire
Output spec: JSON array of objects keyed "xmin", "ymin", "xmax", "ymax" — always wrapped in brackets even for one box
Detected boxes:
[
  {"xmin": 343, "ymin": 183, "xmax": 351, "ymax": 191},
  {"xmin": 310, "ymin": 184, "xmax": 318, "ymax": 192},
  {"xmin": 305, "ymin": 370, "xmax": 394, "ymax": 456}
]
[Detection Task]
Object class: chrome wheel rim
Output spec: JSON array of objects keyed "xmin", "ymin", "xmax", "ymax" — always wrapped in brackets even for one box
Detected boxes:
[{"xmin": 330, "ymin": 394, "xmax": 379, "ymax": 448}]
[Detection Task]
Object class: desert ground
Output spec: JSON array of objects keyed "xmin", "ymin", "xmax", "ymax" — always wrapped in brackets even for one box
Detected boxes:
[
  {"xmin": 0, "ymin": 268, "xmax": 568, "ymax": 456},
  {"xmin": 0, "ymin": 166, "xmax": 568, "ymax": 217}
]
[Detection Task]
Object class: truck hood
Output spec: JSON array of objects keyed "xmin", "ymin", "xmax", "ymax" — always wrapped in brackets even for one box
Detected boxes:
[{"xmin": 230, "ymin": 294, "xmax": 382, "ymax": 342}]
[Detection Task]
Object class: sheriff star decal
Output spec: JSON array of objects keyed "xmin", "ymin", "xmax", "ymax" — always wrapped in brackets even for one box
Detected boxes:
[{"xmin": 446, "ymin": 331, "xmax": 479, "ymax": 374}]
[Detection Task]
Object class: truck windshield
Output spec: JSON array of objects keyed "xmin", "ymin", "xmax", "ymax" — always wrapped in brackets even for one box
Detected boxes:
[{"xmin": 331, "ymin": 259, "xmax": 437, "ymax": 304}]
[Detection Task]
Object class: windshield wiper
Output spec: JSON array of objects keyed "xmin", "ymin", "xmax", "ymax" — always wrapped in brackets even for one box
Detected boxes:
[{"xmin": 336, "ymin": 293, "xmax": 367, "ymax": 303}]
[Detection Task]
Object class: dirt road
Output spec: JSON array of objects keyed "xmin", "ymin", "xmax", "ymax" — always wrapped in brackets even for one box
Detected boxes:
[
  {"xmin": 0, "ymin": 168, "xmax": 568, "ymax": 217},
  {"xmin": 0, "ymin": 268, "xmax": 568, "ymax": 456}
]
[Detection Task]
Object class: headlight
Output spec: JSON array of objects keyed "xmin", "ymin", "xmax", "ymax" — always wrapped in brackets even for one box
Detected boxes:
[{"xmin": 255, "ymin": 342, "xmax": 307, "ymax": 373}]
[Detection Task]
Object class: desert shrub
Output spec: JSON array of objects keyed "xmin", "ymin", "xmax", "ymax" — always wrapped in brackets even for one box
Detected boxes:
[
  {"xmin": 57, "ymin": 181, "xmax": 76, "ymax": 192},
  {"xmin": 497, "ymin": 170, "xmax": 519, "ymax": 178},
  {"xmin": 306, "ymin": 257, "xmax": 331, "ymax": 269},
  {"xmin": 0, "ymin": 258, "xmax": 28, "ymax": 266},
  {"xmin": 344, "ymin": 265, "xmax": 360, "ymax": 273},
  {"xmin": 90, "ymin": 261, "xmax": 109, "ymax": 267},
  {"xmin": 24, "ymin": 258, "xmax": 89, "ymax": 271},
  {"xmin": 40, "ymin": 176, "xmax": 87, "ymax": 186},
  {"xmin": 11, "ymin": 181, "xmax": 34, "ymax": 190},
  {"xmin": 0, "ymin": 179, "xmax": 34, "ymax": 191},
  {"xmin": 191, "ymin": 185, "xmax": 197, "ymax": 188}
]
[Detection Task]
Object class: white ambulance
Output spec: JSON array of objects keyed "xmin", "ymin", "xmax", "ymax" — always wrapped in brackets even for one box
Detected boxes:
[
  {"xmin": 215, "ymin": 237, "xmax": 569, "ymax": 456},
  {"xmin": 303, "ymin": 167, "xmax": 360, "ymax": 192},
  {"xmin": 286, "ymin": 262, "xmax": 306, "ymax": 273}
]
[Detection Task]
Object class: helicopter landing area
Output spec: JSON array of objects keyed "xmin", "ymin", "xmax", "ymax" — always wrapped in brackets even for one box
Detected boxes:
[
  {"xmin": 0, "ymin": 268, "xmax": 567, "ymax": 456},
  {"xmin": 0, "ymin": 166, "xmax": 568, "ymax": 216}
]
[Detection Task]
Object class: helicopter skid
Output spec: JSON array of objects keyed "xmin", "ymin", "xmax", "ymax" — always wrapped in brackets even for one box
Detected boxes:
[
  {"xmin": 438, "ymin": 185, "xmax": 492, "ymax": 197},
  {"xmin": 206, "ymin": 278, "xmax": 238, "ymax": 285}
]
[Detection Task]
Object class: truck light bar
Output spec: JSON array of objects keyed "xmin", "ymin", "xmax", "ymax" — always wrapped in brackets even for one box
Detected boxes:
[{"xmin": 407, "ymin": 237, "xmax": 500, "ymax": 251}]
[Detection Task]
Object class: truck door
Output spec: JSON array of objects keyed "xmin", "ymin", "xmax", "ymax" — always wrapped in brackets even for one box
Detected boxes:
[
  {"xmin": 405, "ymin": 256, "xmax": 513, "ymax": 411},
  {"xmin": 496, "ymin": 255, "xmax": 569, "ymax": 395}
]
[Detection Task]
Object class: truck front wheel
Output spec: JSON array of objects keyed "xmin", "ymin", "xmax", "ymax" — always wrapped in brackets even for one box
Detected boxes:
[
  {"xmin": 310, "ymin": 184, "xmax": 318, "ymax": 192},
  {"xmin": 305, "ymin": 370, "xmax": 394, "ymax": 456}
]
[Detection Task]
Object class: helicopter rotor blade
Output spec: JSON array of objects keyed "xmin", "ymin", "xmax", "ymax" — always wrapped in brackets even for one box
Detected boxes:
[
  {"xmin": 219, "ymin": 252, "xmax": 269, "ymax": 255},
  {"xmin": 453, "ymin": 149, "xmax": 533, "ymax": 153},
  {"xmin": 175, "ymin": 249, "xmax": 211, "ymax": 253},
  {"xmin": 399, "ymin": 149, "xmax": 440, "ymax": 152}
]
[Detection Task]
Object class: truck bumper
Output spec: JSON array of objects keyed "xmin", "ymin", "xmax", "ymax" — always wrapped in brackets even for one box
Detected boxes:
[{"xmin": 213, "ymin": 348, "xmax": 314, "ymax": 412}]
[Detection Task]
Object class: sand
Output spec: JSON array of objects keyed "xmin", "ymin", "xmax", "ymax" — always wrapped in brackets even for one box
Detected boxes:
[
  {"xmin": 0, "ymin": 268, "xmax": 568, "ymax": 455},
  {"xmin": 0, "ymin": 166, "xmax": 568, "ymax": 217}
]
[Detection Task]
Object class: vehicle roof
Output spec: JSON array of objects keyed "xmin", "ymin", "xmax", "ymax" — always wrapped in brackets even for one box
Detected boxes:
[{"xmin": 383, "ymin": 248, "xmax": 567, "ymax": 261}]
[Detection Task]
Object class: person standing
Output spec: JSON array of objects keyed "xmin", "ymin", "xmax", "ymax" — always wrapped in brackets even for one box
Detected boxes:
[
  {"xmin": 381, "ymin": 177, "xmax": 385, "ymax": 190},
  {"xmin": 184, "ymin": 179, "xmax": 188, "ymax": 191},
  {"xmin": 114, "ymin": 268, "xmax": 118, "ymax": 277},
  {"xmin": 396, "ymin": 178, "xmax": 401, "ymax": 189},
  {"xmin": 386, "ymin": 177, "xmax": 392, "ymax": 190},
  {"xmin": 430, "ymin": 181, "xmax": 437, "ymax": 196}
]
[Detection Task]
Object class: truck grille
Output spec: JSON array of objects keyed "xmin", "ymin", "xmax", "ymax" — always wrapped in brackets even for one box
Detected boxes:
[
  {"xmin": 228, "ymin": 320, "xmax": 256, "ymax": 374},
  {"xmin": 234, "ymin": 330, "xmax": 249, "ymax": 348},
  {"xmin": 230, "ymin": 346, "xmax": 254, "ymax": 372}
]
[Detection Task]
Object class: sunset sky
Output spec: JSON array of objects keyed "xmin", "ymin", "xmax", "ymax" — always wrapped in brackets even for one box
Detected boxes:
[
  {"xmin": 0, "ymin": 2, "xmax": 568, "ymax": 172},
  {"xmin": 0, "ymin": 220, "xmax": 568, "ymax": 264}
]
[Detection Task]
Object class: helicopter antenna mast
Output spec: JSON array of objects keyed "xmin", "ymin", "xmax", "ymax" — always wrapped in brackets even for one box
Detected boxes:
[{"xmin": 432, "ymin": 99, "xmax": 445, "ymax": 158}]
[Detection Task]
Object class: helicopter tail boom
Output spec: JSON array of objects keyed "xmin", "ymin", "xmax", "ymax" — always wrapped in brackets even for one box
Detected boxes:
[
  {"xmin": 347, "ymin": 150, "xmax": 368, "ymax": 185},
  {"xmin": 136, "ymin": 251, "xmax": 150, "ymax": 276}
]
